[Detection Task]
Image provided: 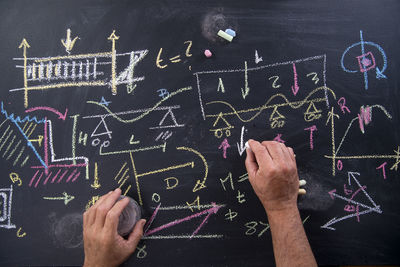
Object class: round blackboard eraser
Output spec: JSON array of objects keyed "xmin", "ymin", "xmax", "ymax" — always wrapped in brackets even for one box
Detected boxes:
[{"xmin": 117, "ymin": 196, "xmax": 142, "ymax": 237}]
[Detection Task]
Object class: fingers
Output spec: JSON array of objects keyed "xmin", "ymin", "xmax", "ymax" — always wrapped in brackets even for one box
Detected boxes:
[
  {"xmin": 94, "ymin": 189, "xmax": 122, "ymax": 229},
  {"xmin": 85, "ymin": 191, "xmax": 113, "ymax": 226},
  {"xmin": 127, "ymin": 219, "xmax": 146, "ymax": 250},
  {"xmin": 261, "ymin": 141, "xmax": 285, "ymax": 163},
  {"xmin": 248, "ymin": 139, "xmax": 272, "ymax": 168},
  {"xmin": 104, "ymin": 197, "xmax": 130, "ymax": 234},
  {"xmin": 245, "ymin": 145, "xmax": 258, "ymax": 178},
  {"xmin": 276, "ymin": 142, "xmax": 291, "ymax": 161}
]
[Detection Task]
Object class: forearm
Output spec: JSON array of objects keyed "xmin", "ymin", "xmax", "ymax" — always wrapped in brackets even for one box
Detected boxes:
[{"xmin": 266, "ymin": 206, "xmax": 317, "ymax": 267}]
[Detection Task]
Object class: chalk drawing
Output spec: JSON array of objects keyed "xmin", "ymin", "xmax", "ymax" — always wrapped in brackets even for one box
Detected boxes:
[
  {"xmin": 321, "ymin": 172, "xmax": 381, "ymax": 230},
  {"xmin": 325, "ymin": 104, "xmax": 394, "ymax": 176},
  {"xmin": 0, "ymin": 185, "xmax": 16, "ymax": 229},
  {"xmin": 341, "ymin": 30, "xmax": 387, "ymax": 90},
  {"xmin": 144, "ymin": 202, "xmax": 222, "ymax": 239},
  {"xmin": 13, "ymin": 32, "xmax": 148, "ymax": 107}
]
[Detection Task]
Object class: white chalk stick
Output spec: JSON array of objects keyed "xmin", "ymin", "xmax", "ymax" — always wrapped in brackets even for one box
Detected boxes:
[
  {"xmin": 299, "ymin": 180, "xmax": 306, "ymax": 186},
  {"xmin": 217, "ymin": 30, "xmax": 233, "ymax": 42},
  {"xmin": 298, "ymin": 189, "xmax": 306, "ymax": 195},
  {"xmin": 245, "ymin": 141, "xmax": 251, "ymax": 151}
]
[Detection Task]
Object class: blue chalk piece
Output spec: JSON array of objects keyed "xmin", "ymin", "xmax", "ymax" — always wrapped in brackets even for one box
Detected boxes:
[{"xmin": 225, "ymin": 29, "xmax": 236, "ymax": 37}]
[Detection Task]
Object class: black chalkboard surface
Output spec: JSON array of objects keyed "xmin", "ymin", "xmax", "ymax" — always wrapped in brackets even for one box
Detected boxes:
[{"xmin": 0, "ymin": 0, "xmax": 399, "ymax": 266}]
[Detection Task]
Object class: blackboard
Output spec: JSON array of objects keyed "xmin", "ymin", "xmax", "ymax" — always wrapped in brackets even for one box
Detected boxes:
[{"xmin": 0, "ymin": 0, "xmax": 399, "ymax": 266}]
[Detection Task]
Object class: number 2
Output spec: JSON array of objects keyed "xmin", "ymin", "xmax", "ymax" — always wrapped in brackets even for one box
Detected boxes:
[{"xmin": 268, "ymin": 76, "xmax": 281, "ymax": 89}]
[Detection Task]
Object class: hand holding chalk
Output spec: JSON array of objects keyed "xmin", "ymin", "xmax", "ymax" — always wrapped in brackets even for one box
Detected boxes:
[{"xmin": 244, "ymin": 140, "xmax": 301, "ymax": 213}]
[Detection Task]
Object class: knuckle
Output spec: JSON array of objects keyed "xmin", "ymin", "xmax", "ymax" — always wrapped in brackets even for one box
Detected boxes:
[
  {"xmin": 261, "ymin": 141, "xmax": 269, "ymax": 146},
  {"xmin": 97, "ymin": 205, "xmax": 108, "ymax": 215},
  {"xmin": 281, "ymin": 165, "xmax": 289, "ymax": 174},
  {"xmin": 268, "ymin": 166, "xmax": 277, "ymax": 176},
  {"xmin": 106, "ymin": 210, "xmax": 117, "ymax": 220}
]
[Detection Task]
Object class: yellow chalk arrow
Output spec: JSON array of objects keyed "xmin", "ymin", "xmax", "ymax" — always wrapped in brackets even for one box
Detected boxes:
[
  {"xmin": 108, "ymin": 30, "xmax": 119, "ymax": 95},
  {"xmin": 43, "ymin": 192, "xmax": 75, "ymax": 205},
  {"xmin": 61, "ymin": 28, "xmax": 79, "ymax": 54},
  {"xmin": 19, "ymin": 38, "xmax": 30, "ymax": 108}
]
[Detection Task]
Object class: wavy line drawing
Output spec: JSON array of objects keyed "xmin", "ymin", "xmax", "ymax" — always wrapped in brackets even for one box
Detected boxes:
[
  {"xmin": 205, "ymin": 86, "xmax": 336, "ymax": 123},
  {"xmin": 87, "ymin": 86, "xmax": 192, "ymax": 123}
]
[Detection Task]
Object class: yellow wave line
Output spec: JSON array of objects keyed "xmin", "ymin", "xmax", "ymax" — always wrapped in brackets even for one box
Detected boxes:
[
  {"xmin": 87, "ymin": 86, "xmax": 192, "ymax": 123},
  {"xmin": 205, "ymin": 86, "xmax": 336, "ymax": 123}
]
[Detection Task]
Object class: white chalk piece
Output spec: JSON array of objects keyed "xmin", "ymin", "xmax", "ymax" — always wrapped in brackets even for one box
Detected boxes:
[
  {"xmin": 225, "ymin": 28, "xmax": 236, "ymax": 37},
  {"xmin": 299, "ymin": 180, "xmax": 306, "ymax": 187},
  {"xmin": 117, "ymin": 196, "xmax": 141, "ymax": 236},
  {"xmin": 204, "ymin": 49, "xmax": 212, "ymax": 58},
  {"xmin": 245, "ymin": 141, "xmax": 251, "ymax": 151},
  {"xmin": 298, "ymin": 189, "xmax": 306, "ymax": 195},
  {"xmin": 217, "ymin": 30, "xmax": 233, "ymax": 42}
]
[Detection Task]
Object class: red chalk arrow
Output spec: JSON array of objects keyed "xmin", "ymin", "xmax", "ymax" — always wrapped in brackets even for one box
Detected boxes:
[
  {"xmin": 291, "ymin": 63, "xmax": 300, "ymax": 95},
  {"xmin": 218, "ymin": 138, "xmax": 231, "ymax": 159},
  {"xmin": 328, "ymin": 189, "xmax": 336, "ymax": 199},
  {"xmin": 25, "ymin": 106, "xmax": 68, "ymax": 121}
]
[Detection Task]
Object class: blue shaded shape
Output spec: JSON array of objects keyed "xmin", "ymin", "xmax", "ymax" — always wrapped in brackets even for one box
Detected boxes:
[
  {"xmin": 1, "ymin": 101, "xmax": 47, "ymax": 169},
  {"xmin": 225, "ymin": 29, "xmax": 236, "ymax": 37}
]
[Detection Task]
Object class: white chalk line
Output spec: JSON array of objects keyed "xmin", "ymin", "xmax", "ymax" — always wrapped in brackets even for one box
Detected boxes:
[
  {"xmin": 193, "ymin": 54, "xmax": 325, "ymax": 75},
  {"xmin": 48, "ymin": 120, "xmax": 89, "ymax": 179},
  {"xmin": 348, "ymin": 172, "xmax": 380, "ymax": 209},
  {"xmin": 151, "ymin": 204, "xmax": 226, "ymax": 211},
  {"xmin": 0, "ymin": 185, "xmax": 16, "ymax": 229}
]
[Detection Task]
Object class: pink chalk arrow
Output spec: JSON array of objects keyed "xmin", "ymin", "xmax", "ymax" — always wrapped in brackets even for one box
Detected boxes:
[
  {"xmin": 328, "ymin": 189, "xmax": 337, "ymax": 200},
  {"xmin": 144, "ymin": 202, "xmax": 221, "ymax": 238},
  {"xmin": 218, "ymin": 138, "xmax": 231, "ymax": 159},
  {"xmin": 25, "ymin": 106, "xmax": 68, "ymax": 121},
  {"xmin": 291, "ymin": 63, "xmax": 300, "ymax": 95}
]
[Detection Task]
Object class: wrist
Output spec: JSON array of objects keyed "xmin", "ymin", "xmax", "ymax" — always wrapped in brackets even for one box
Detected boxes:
[
  {"xmin": 264, "ymin": 203, "xmax": 299, "ymax": 220},
  {"xmin": 83, "ymin": 260, "xmax": 116, "ymax": 267}
]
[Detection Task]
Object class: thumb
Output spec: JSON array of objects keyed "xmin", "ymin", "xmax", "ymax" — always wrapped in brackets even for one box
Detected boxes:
[
  {"xmin": 127, "ymin": 219, "xmax": 146, "ymax": 249},
  {"xmin": 245, "ymin": 143, "xmax": 258, "ymax": 178}
]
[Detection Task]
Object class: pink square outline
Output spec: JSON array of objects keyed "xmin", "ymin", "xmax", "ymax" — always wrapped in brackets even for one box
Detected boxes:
[{"xmin": 356, "ymin": 51, "xmax": 376, "ymax": 73}]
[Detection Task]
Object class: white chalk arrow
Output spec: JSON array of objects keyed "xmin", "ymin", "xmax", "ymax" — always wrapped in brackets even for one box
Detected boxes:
[
  {"xmin": 321, "ymin": 171, "xmax": 382, "ymax": 231},
  {"xmin": 43, "ymin": 192, "xmax": 75, "ymax": 205},
  {"xmin": 321, "ymin": 207, "xmax": 379, "ymax": 231},
  {"xmin": 255, "ymin": 50, "xmax": 263, "ymax": 64},
  {"xmin": 236, "ymin": 126, "xmax": 247, "ymax": 156}
]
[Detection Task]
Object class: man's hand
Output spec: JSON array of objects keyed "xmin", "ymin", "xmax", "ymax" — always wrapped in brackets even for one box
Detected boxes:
[
  {"xmin": 83, "ymin": 188, "xmax": 146, "ymax": 267},
  {"xmin": 245, "ymin": 140, "xmax": 299, "ymax": 213},
  {"xmin": 245, "ymin": 140, "xmax": 317, "ymax": 267}
]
